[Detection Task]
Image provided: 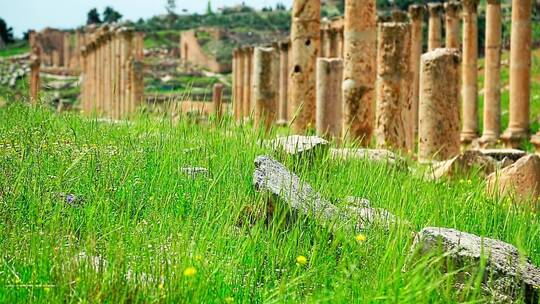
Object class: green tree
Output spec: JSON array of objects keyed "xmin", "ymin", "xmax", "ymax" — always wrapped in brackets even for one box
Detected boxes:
[
  {"xmin": 86, "ymin": 8, "xmax": 102, "ymax": 25},
  {"xmin": 165, "ymin": 0, "xmax": 176, "ymax": 15},
  {"xmin": 0, "ymin": 18, "xmax": 14, "ymax": 43},
  {"xmin": 206, "ymin": 0, "xmax": 213, "ymax": 15},
  {"xmin": 103, "ymin": 6, "xmax": 123, "ymax": 23}
]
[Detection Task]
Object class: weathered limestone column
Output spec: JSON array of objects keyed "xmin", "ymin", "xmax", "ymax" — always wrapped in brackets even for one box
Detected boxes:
[
  {"xmin": 252, "ymin": 47, "xmax": 279, "ymax": 131},
  {"xmin": 278, "ymin": 41, "xmax": 289, "ymax": 123},
  {"xmin": 63, "ymin": 33, "xmax": 71, "ymax": 68},
  {"xmin": 418, "ymin": 49, "xmax": 461, "ymax": 162},
  {"xmin": 242, "ymin": 46, "xmax": 253, "ymax": 119},
  {"xmin": 29, "ymin": 47, "xmax": 41, "ymax": 104},
  {"xmin": 460, "ymin": 0, "xmax": 479, "ymax": 143},
  {"xmin": 316, "ymin": 58, "xmax": 343, "ymax": 139},
  {"xmin": 342, "ymin": 0, "xmax": 376, "ymax": 145},
  {"xmin": 444, "ymin": 1, "xmax": 461, "ymax": 49},
  {"xmin": 290, "ymin": 0, "xmax": 320, "ymax": 132},
  {"xmin": 235, "ymin": 48, "xmax": 245, "ymax": 121},
  {"xmin": 481, "ymin": 0, "xmax": 502, "ymax": 144},
  {"xmin": 103, "ymin": 31, "xmax": 112, "ymax": 117},
  {"xmin": 328, "ymin": 28, "xmax": 340, "ymax": 58},
  {"xmin": 391, "ymin": 10, "xmax": 408, "ymax": 22},
  {"xmin": 212, "ymin": 83, "xmax": 224, "ymax": 119},
  {"xmin": 119, "ymin": 28, "xmax": 133, "ymax": 118},
  {"xmin": 95, "ymin": 31, "xmax": 104, "ymax": 114},
  {"xmin": 375, "ymin": 22, "xmax": 413, "ymax": 152},
  {"xmin": 231, "ymin": 49, "xmax": 237, "ymax": 119},
  {"xmin": 427, "ymin": 3, "xmax": 443, "ymax": 51},
  {"xmin": 111, "ymin": 32, "xmax": 119, "ymax": 119},
  {"xmin": 52, "ymin": 50, "xmax": 60, "ymax": 68},
  {"xmin": 131, "ymin": 33, "xmax": 144, "ymax": 114},
  {"xmin": 408, "ymin": 5, "xmax": 425, "ymax": 142},
  {"xmin": 501, "ymin": 0, "xmax": 532, "ymax": 148},
  {"xmin": 321, "ymin": 21, "xmax": 331, "ymax": 57}
]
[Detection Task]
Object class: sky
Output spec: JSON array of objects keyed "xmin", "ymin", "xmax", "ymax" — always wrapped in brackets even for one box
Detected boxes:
[{"xmin": 0, "ymin": 0, "xmax": 293, "ymax": 37}]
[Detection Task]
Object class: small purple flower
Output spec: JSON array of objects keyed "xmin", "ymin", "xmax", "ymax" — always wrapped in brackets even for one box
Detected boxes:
[{"xmin": 66, "ymin": 194, "xmax": 76, "ymax": 205}]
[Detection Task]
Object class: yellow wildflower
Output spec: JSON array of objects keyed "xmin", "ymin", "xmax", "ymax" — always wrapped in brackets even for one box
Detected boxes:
[
  {"xmin": 296, "ymin": 255, "xmax": 308, "ymax": 266},
  {"xmin": 183, "ymin": 266, "xmax": 197, "ymax": 277},
  {"xmin": 356, "ymin": 234, "xmax": 367, "ymax": 242},
  {"xmin": 225, "ymin": 296, "xmax": 234, "ymax": 303}
]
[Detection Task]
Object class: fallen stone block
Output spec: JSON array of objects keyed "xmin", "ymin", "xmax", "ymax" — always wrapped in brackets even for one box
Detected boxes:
[
  {"xmin": 409, "ymin": 227, "xmax": 540, "ymax": 303},
  {"xmin": 253, "ymin": 155, "xmax": 399, "ymax": 231},
  {"xmin": 476, "ymin": 148, "xmax": 527, "ymax": 161},
  {"xmin": 264, "ymin": 135, "xmax": 329, "ymax": 157},
  {"xmin": 486, "ymin": 154, "xmax": 540, "ymax": 202},
  {"xmin": 427, "ymin": 150, "xmax": 496, "ymax": 180}
]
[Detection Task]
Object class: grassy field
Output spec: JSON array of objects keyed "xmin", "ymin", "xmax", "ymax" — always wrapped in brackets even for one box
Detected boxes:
[{"xmin": 0, "ymin": 103, "xmax": 539, "ymax": 303}]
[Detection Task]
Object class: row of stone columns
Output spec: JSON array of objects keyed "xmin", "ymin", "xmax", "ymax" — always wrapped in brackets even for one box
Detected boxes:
[
  {"xmin": 29, "ymin": 30, "xmax": 84, "ymax": 70},
  {"xmin": 80, "ymin": 25, "xmax": 144, "ymax": 119},
  {"xmin": 230, "ymin": 0, "xmax": 533, "ymax": 155}
]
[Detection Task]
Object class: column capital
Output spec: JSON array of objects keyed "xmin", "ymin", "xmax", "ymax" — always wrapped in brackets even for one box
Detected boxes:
[
  {"xmin": 444, "ymin": 1, "xmax": 462, "ymax": 17},
  {"xmin": 408, "ymin": 4, "xmax": 426, "ymax": 20},
  {"xmin": 486, "ymin": 0, "xmax": 501, "ymax": 4},
  {"xmin": 462, "ymin": 0, "xmax": 479, "ymax": 13},
  {"xmin": 427, "ymin": 3, "xmax": 444, "ymax": 16},
  {"xmin": 391, "ymin": 10, "xmax": 409, "ymax": 22}
]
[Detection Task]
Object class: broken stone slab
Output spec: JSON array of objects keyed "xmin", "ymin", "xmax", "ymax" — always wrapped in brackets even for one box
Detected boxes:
[
  {"xmin": 475, "ymin": 148, "xmax": 527, "ymax": 161},
  {"xmin": 409, "ymin": 227, "xmax": 540, "ymax": 303},
  {"xmin": 253, "ymin": 155, "xmax": 400, "ymax": 231},
  {"xmin": 486, "ymin": 154, "xmax": 540, "ymax": 202},
  {"xmin": 427, "ymin": 150, "xmax": 497, "ymax": 180},
  {"xmin": 330, "ymin": 148, "xmax": 405, "ymax": 164},
  {"xmin": 264, "ymin": 135, "xmax": 329, "ymax": 157},
  {"xmin": 181, "ymin": 167, "xmax": 210, "ymax": 179}
]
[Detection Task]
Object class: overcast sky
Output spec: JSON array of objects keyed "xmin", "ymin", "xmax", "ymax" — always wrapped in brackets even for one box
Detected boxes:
[{"xmin": 0, "ymin": 0, "xmax": 293, "ymax": 37}]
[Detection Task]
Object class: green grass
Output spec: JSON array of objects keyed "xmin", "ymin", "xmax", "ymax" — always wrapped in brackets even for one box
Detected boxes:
[
  {"xmin": 0, "ymin": 42, "xmax": 29, "ymax": 58},
  {"xmin": 0, "ymin": 103, "xmax": 539, "ymax": 303}
]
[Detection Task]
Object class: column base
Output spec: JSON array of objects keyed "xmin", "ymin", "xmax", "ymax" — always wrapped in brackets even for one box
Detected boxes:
[
  {"xmin": 460, "ymin": 131, "xmax": 478, "ymax": 144},
  {"xmin": 500, "ymin": 128, "xmax": 529, "ymax": 149},
  {"xmin": 477, "ymin": 133, "xmax": 500, "ymax": 148},
  {"xmin": 531, "ymin": 133, "xmax": 540, "ymax": 154}
]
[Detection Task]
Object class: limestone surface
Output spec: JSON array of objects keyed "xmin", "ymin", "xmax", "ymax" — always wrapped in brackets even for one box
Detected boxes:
[{"xmin": 486, "ymin": 154, "xmax": 540, "ymax": 201}]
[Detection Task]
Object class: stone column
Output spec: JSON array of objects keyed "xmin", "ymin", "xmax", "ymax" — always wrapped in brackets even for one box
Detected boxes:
[
  {"xmin": 242, "ymin": 46, "xmax": 253, "ymax": 120},
  {"xmin": 342, "ymin": 0, "xmax": 376, "ymax": 145},
  {"xmin": 235, "ymin": 48, "xmax": 244, "ymax": 121},
  {"xmin": 501, "ymin": 0, "xmax": 532, "ymax": 148},
  {"xmin": 113, "ymin": 29, "xmax": 124, "ymax": 119},
  {"xmin": 427, "ymin": 3, "xmax": 443, "ymax": 51},
  {"xmin": 329, "ymin": 28, "xmax": 340, "ymax": 58},
  {"xmin": 322, "ymin": 23, "xmax": 332, "ymax": 57},
  {"xmin": 213, "ymin": 83, "xmax": 224, "ymax": 119},
  {"xmin": 481, "ymin": 0, "xmax": 502, "ymax": 144},
  {"xmin": 278, "ymin": 41, "xmax": 289, "ymax": 123},
  {"xmin": 375, "ymin": 22, "xmax": 413, "ymax": 152},
  {"xmin": 290, "ymin": 0, "xmax": 320, "ymax": 132},
  {"xmin": 252, "ymin": 47, "xmax": 279, "ymax": 131},
  {"xmin": 391, "ymin": 10, "xmax": 408, "ymax": 22},
  {"xmin": 460, "ymin": 0, "xmax": 479, "ymax": 143},
  {"xmin": 29, "ymin": 47, "xmax": 41, "ymax": 104},
  {"xmin": 408, "ymin": 4, "xmax": 425, "ymax": 143},
  {"xmin": 103, "ymin": 31, "xmax": 112, "ymax": 117},
  {"xmin": 418, "ymin": 49, "xmax": 461, "ymax": 162},
  {"xmin": 119, "ymin": 28, "xmax": 133, "ymax": 118},
  {"xmin": 52, "ymin": 50, "xmax": 60, "ymax": 68},
  {"xmin": 316, "ymin": 58, "xmax": 343, "ymax": 139},
  {"xmin": 444, "ymin": 1, "xmax": 461, "ymax": 49},
  {"xmin": 95, "ymin": 32, "xmax": 104, "ymax": 115},
  {"xmin": 231, "ymin": 49, "xmax": 237, "ymax": 119},
  {"xmin": 111, "ymin": 33, "xmax": 119, "ymax": 119},
  {"xmin": 63, "ymin": 33, "xmax": 71, "ymax": 68}
]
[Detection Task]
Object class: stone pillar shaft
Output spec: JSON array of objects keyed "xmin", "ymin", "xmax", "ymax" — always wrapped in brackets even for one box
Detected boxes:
[
  {"xmin": 290, "ymin": 0, "xmax": 320, "ymax": 132},
  {"xmin": 444, "ymin": 1, "xmax": 461, "ymax": 49},
  {"xmin": 482, "ymin": 0, "xmax": 502, "ymax": 143},
  {"xmin": 236, "ymin": 49, "xmax": 245, "ymax": 121},
  {"xmin": 408, "ymin": 5, "xmax": 425, "ymax": 143},
  {"xmin": 29, "ymin": 48, "xmax": 41, "ymax": 104},
  {"xmin": 460, "ymin": 0, "xmax": 479, "ymax": 143},
  {"xmin": 342, "ymin": 0, "xmax": 376, "ymax": 145},
  {"xmin": 253, "ymin": 47, "xmax": 279, "ymax": 131},
  {"xmin": 242, "ymin": 47, "xmax": 253, "ymax": 119},
  {"xmin": 427, "ymin": 3, "xmax": 443, "ymax": 51},
  {"xmin": 375, "ymin": 22, "xmax": 413, "ymax": 152},
  {"xmin": 502, "ymin": 0, "xmax": 532, "ymax": 147},
  {"xmin": 213, "ymin": 83, "xmax": 224, "ymax": 119},
  {"xmin": 418, "ymin": 49, "xmax": 461, "ymax": 162},
  {"xmin": 278, "ymin": 42, "xmax": 289, "ymax": 122},
  {"xmin": 316, "ymin": 58, "xmax": 343, "ymax": 139}
]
